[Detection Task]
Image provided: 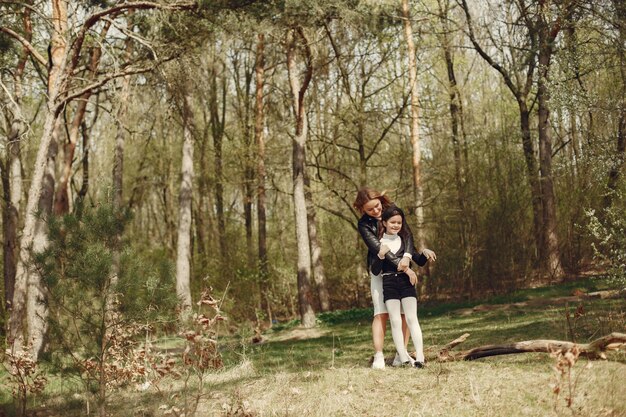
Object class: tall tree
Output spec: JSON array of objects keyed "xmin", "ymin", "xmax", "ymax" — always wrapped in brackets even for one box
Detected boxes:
[
  {"xmin": 174, "ymin": 72, "xmax": 195, "ymax": 311},
  {"xmin": 1, "ymin": 4, "xmax": 29, "ymax": 312},
  {"xmin": 286, "ymin": 26, "xmax": 316, "ymax": 328},
  {"xmin": 255, "ymin": 32, "xmax": 271, "ymax": 322},
  {"xmin": 110, "ymin": 17, "xmax": 135, "ymax": 294},
  {"xmin": 53, "ymin": 20, "xmax": 111, "ymax": 215},
  {"xmin": 435, "ymin": 0, "xmax": 475, "ymax": 296},
  {"xmin": 230, "ymin": 41, "xmax": 257, "ymax": 268},
  {"xmin": 3, "ymin": 0, "xmax": 201, "ymax": 355},
  {"xmin": 460, "ymin": 0, "xmax": 544, "ymax": 263},
  {"xmin": 536, "ymin": 0, "xmax": 575, "ymax": 278},
  {"xmin": 605, "ymin": 0, "xmax": 626, "ymax": 207},
  {"xmin": 208, "ymin": 45, "xmax": 228, "ymax": 261},
  {"xmin": 402, "ymin": 0, "xmax": 425, "ymax": 247},
  {"xmin": 305, "ymin": 180, "xmax": 331, "ymax": 312}
]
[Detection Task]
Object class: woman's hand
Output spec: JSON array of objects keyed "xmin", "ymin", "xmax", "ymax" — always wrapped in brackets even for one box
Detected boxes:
[
  {"xmin": 378, "ymin": 244, "xmax": 390, "ymax": 259},
  {"xmin": 406, "ymin": 268, "xmax": 418, "ymax": 286},
  {"xmin": 397, "ymin": 256, "xmax": 411, "ymax": 271},
  {"xmin": 422, "ymin": 248, "xmax": 437, "ymax": 262}
]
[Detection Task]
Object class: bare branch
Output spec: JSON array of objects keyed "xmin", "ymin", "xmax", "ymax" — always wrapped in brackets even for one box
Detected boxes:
[
  {"xmin": 68, "ymin": 1, "xmax": 199, "ymax": 76},
  {"xmin": 58, "ymin": 65, "xmax": 156, "ymax": 108},
  {"xmin": 0, "ymin": 26, "xmax": 47, "ymax": 67}
]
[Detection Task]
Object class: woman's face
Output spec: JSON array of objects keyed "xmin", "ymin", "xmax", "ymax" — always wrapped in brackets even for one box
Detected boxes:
[
  {"xmin": 362, "ymin": 198, "xmax": 382, "ymax": 218},
  {"xmin": 382, "ymin": 214, "xmax": 402, "ymax": 235}
]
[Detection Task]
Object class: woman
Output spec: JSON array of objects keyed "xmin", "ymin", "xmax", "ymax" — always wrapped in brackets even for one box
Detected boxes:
[{"xmin": 353, "ymin": 187, "xmax": 436, "ymax": 369}]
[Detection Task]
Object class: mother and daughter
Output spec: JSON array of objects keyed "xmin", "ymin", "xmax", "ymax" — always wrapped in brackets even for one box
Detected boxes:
[{"xmin": 353, "ymin": 187, "xmax": 436, "ymax": 369}]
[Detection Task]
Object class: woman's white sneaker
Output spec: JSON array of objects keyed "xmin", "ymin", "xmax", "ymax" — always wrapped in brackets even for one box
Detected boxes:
[{"xmin": 372, "ymin": 352, "xmax": 385, "ymax": 369}]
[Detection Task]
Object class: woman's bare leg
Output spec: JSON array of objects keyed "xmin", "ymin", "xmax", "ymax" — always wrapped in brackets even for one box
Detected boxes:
[{"xmin": 372, "ymin": 313, "xmax": 388, "ymax": 352}]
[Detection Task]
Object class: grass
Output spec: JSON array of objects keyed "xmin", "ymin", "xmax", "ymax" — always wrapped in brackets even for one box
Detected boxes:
[{"xmin": 1, "ymin": 277, "xmax": 625, "ymax": 416}]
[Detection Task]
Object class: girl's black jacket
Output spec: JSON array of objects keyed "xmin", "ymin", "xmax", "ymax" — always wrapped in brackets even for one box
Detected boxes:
[{"xmin": 357, "ymin": 214, "xmax": 428, "ymax": 272}]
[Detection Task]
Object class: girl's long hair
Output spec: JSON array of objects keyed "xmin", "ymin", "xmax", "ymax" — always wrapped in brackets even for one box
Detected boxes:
[
  {"xmin": 379, "ymin": 205, "xmax": 410, "ymax": 240},
  {"xmin": 353, "ymin": 187, "xmax": 393, "ymax": 214}
]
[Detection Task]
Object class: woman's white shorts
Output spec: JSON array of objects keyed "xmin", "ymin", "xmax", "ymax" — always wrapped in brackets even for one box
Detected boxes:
[{"xmin": 370, "ymin": 272, "xmax": 404, "ymax": 316}]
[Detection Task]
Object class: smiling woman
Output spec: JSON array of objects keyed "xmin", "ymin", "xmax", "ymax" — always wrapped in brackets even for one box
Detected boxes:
[{"xmin": 353, "ymin": 187, "xmax": 436, "ymax": 369}]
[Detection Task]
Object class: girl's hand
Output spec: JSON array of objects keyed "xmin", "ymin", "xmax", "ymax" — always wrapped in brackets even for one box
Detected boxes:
[
  {"xmin": 378, "ymin": 244, "xmax": 390, "ymax": 259},
  {"xmin": 406, "ymin": 269, "xmax": 418, "ymax": 286}
]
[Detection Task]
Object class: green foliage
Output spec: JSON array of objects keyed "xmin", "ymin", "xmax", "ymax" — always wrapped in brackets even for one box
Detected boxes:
[
  {"xmin": 34, "ymin": 203, "xmax": 178, "ymax": 356},
  {"xmin": 117, "ymin": 247, "xmax": 178, "ymax": 324},
  {"xmin": 586, "ymin": 195, "xmax": 626, "ymax": 287},
  {"xmin": 0, "ymin": 32, "xmax": 14, "ymax": 57},
  {"xmin": 268, "ymin": 318, "xmax": 300, "ymax": 332},
  {"xmin": 316, "ymin": 308, "xmax": 373, "ymax": 325}
]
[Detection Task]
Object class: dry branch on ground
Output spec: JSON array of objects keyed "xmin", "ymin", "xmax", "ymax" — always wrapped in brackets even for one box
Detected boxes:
[{"xmin": 431, "ymin": 332, "xmax": 626, "ymax": 362}]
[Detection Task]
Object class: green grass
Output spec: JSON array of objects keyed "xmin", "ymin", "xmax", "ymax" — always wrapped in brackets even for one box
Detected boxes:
[{"xmin": 1, "ymin": 277, "xmax": 625, "ymax": 416}]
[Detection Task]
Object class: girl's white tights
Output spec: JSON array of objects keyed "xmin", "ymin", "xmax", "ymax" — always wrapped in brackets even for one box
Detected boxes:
[{"xmin": 385, "ymin": 297, "xmax": 425, "ymax": 363}]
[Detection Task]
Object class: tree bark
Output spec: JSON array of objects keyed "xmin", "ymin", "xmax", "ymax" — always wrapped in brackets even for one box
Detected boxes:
[
  {"xmin": 287, "ymin": 27, "xmax": 316, "ymax": 328},
  {"xmin": 437, "ymin": 0, "xmax": 474, "ymax": 297},
  {"xmin": 305, "ymin": 178, "xmax": 331, "ymax": 312},
  {"xmin": 605, "ymin": 0, "xmax": 626, "ymax": 208},
  {"xmin": 175, "ymin": 87, "xmax": 195, "ymax": 311},
  {"xmin": 9, "ymin": 0, "xmax": 67, "ymax": 355},
  {"xmin": 110, "ymin": 23, "xmax": 134, "ymax": 297},
  {"xmin": 255, "ymin": 33, "xmax": 271, "ymax": 324},
  {"xmin": 2, "ymin": 7, "xmax": 29, "ymax": 312},
  {"xmin": 537, "ymin": 5, "xmax": 564, "ymax": 279},
  {"xmin": 209, "ymin": 52, "xmax": 227, "ymax": 261},
  {"xmin": 519, "ymin": 103, "xmax": 544, "ymax": 259},
  {"xmin": 53, "ymin": 21, "xmax": 110, "ymax": 215},
  {"xmin": 402, "ymin": 0, "xmax": 425, "ymax": 248}
]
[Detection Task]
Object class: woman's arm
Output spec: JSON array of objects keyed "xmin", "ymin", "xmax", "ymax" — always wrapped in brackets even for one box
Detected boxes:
[{"xmin": 357, "ymin": 220, "xmax": 402, "ymax": 267}]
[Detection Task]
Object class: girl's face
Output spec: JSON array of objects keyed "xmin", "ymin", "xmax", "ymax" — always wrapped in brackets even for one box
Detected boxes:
[
  {"xmin": 383, "ymin": 214, "xmax": 402, "ymax": 235},
  {"xmin": 362, "ymin": 198, "xmax": 383, "ymax": 218}
]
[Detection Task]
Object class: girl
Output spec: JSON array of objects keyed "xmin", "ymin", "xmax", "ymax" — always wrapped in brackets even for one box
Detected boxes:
[
  {"xmin": 353, "ymin": 187, "xmax": 435, "ymax": 369},
  {"xmin": 372, "ymin": 205, "xmax": 427, "ymax": 367}
]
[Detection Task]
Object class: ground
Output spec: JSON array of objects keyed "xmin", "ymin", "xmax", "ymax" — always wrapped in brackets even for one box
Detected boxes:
[{"xmin": 2, "ymin": 278, "xmax": 625, "ymax": 416}]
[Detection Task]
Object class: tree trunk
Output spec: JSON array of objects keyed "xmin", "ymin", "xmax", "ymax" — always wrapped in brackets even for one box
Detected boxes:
[
  {"xmin": 110, "ymin": 27, "xmax": 133, "ymax": 297},
  {"xmin": 402, "ymin": 0, "xmax": 425, "ymax": 247},
  {"xmin": 255, "ymin": 33, "xmax": 271, "ymax": 324},
  {"xmin": 175, "ymin": 91, "xmax": 195, "ymax": 311},
  {"xmin": 537, "ymin": 14, "xmax": 564, "ymax": 279},
  {"xmin": 209, "ymin": 53, "xmax": 227, "ymax": 261},
  {"xmin": 460, "ymin": 0, "xmax": 544, "ymax": 263},
  {"xmin": 305, "ymin": 178, "xmax": 331, "ymax": 312},
  {"xmin": 9, "ymin": 0, "xmax": 68, "ymax": 355},
  {"xmin": 76, "ymin": 120, "xmax": 90, "ymax": 208},
  {"xmin": 2, "ymin": 7, "xmax": 29, "ymax": 312},
  {"xmin": 519, "ymin": 103, "xmax": 544, "ymax": 259},
  {"xmin": 605, "ymin": 0, "xmax": 626, "ymax": 208},
  {"xmin": 287, "ymin": 27, "xmax": 316, "ymax": 328},
  {"xmin": 244, "ymin": 167, "xmax": 254, "ymax": 268},
  {"xmin": 53, "ymin": 21, "xmax": 110, "ymax": 215},
  {"xmin": 438, "ymin": 0, "xmax": 472, "ymax": 297},
  {"xmin": 27, "ymin": 122, "xmax": 59, "ymax": 358}
]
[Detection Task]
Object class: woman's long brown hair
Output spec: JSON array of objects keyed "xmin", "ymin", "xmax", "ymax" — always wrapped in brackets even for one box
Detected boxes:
[{"xmin": 353, "ymin": 187, "xmax": 393, "ymax": 214}]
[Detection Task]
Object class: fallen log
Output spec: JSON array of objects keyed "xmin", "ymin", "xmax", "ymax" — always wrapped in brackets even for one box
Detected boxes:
[{"xmin": 431, "ymin": 332, "xmax": 626, "ymax": 362}]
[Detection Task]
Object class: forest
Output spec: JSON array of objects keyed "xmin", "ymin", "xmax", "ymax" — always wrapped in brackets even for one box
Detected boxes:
[{"xmin": 0, "ymin": 0, "xmax": 625, "ymax": 415}]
